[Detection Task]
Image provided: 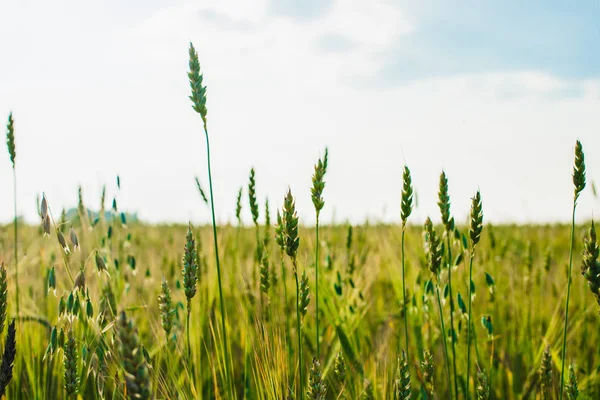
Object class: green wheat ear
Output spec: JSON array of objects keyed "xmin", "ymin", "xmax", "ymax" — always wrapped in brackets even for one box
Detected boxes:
[
  {"xmin": 394, "ymin": 350, "xmax": 411, "ymax": 400},
  {"xmin": 236, "ymin": 187, "xmax": 243, "ymax": 224},
  {"xmin": 470, "ymin": 190, "xmax": 483, "ymax": 247},
  {"xmin": 117, "ymin": 311, "xmax": 152, "ymax": 400},
  {"xmin": 299, "ymin": 270, "xmax": 310, "ymax": 318},
  {"xmin": 438, "ymin": 171, "xmax": 454, "ymax": 231},
  {"xmin": 188, "ymin": 43, "xmax": 208, "ymax": 128},
  {"xmin": 283, "ymin": 189, "xmax": 299, "ymax": 261},
  {"xmin": 0, "ymin": 320, "xmax": 16, "ymax": 397},
  {"xmin": 311, "ymin": 147, "xmax": 328, "ymax": 213},
  {"xmin": 421, "ymin": 349, "xmax": 435, "ymax": 397},
  {"xmin": 424, "ymin": 217, "xmax": 443, "ymax": 278},
  {"xmin": 5, "ymin": 113, "xmax": 15, "ymax": 168},
  {"xmin": 573, "ymin": 140, "xmax": 586, "ymax": 201},
  {"xmin": 0, "ymin": 263, "xmax": 6, "ymax": 335},
  {"xmin": 248, "ymin": 168, "xmax": 259, "ymax": 225},
  {"xmin": 476, "ymin": 367, "xmax": 490, "ymax": 400},
  {"xmin": 182, "ymin": 224, "xmax": 198, "ymax": 302},
  {"xmin": 158, "ymin": 276, "xmax": 174, "ymax": 337},
  {"xmin": 307, "ymin": 357, "xmax": 327, "ymax": 400},
  {"xmin": 540, "ymin": 345, "xmax": 552, "ymax": 400},
  {"xmin": 64, "ymin": 329, "xmax": 79, "ymax": 399},
  {"xmin": 401, "ymin": 166, "xmax": 413, "ymax": 226},
  {"xmin": 581, "ymin": 220, "xmax": 600, "ymax": 308},
  {"xmin": 566, "ymin": 365, "xmax": 579, "ymax": 400}
]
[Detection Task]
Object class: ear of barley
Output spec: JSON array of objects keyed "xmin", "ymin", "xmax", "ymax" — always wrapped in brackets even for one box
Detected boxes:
[
  {"xmin": 117, "ymin": 311, "xmax": 152, "ymax": 400},
  {"xmin": 307, "ymin": 357, "xmax": 327, "ymax": 400},
  {"xmin": 64, "ymin": 329, "xmax": 79, "ymax": 399},
  {"xmin": 560, "ymin": 141, "xmax": 586, "ymax": 400}
]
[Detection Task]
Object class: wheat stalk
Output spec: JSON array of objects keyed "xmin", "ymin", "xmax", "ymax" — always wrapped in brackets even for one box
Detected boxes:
[
  {"xmin": 400, "ymin": 166, "xmax": 413, "ymax": 365},
  {"xmin": 560, "ymin": 140, "xmax": 586, "ymax": 400},
  {"xmin": 188, "ymin": 42, "xmax": 231, "ymax": 394},
  {"xmin": 5, "ymin": 113, "xmax": 19, "ymax": 317}
]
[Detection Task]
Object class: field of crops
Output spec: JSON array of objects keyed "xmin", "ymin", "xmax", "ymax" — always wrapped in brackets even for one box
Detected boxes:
[{"xmin": 0, "ymin": 44, "xmax": 598, "ymax": 400}]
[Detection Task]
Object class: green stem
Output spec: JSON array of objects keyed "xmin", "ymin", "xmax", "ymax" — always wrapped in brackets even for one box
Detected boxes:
[
  {"xmin": 203, "ymin": 126, "xmax": 231, "ymax": 395},
  {"xmin": 13, "ymin": 168, "xmax": 19, "ymax": 317},
  {"xmin": 315, "ymin": 214, "xmax": 320, "ymax": 358},
  {"xmin": 401, "ymin": 226, "xmax": 409, "ymax": 361},
  {"xmin": 435, "ymin": 283, "xmax": 452, "ymax": 398},
  {"xmin": 559, "ymin": 202, "xmax": 577, "ymax": 400},
  {"xmin": 187, "ymin": 302, "xmax": 192, "ymax": 362},
  {"xmin": 446, "ymin": 232, "xmax": 458, "ymax": 400},
  {"xmin": 466, "ymin": 251, "xmax": 476, "ymax": 400},
  {"xmin": 294, "ymin": 260, "xmax": 304, "ymax": 400}
]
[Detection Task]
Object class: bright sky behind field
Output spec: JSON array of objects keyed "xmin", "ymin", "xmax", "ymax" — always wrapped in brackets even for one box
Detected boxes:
[{"xmin": 0, "ymin": 1, "xmax": 599, "ymax": 226}]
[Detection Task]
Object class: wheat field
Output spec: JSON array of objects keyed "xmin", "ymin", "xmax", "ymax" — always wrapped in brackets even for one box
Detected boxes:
[{"xmin": 0, "ymin": 43, "xmax": 598, "ymax": 400}]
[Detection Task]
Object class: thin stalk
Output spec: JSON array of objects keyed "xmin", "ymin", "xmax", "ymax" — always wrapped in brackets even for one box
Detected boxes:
[
  {"xmin": 466, "ymin": 252, "xmax": 475, "ymax": 400},
  {"xmin": 315, "ymin": 214, "xmax": 320, "ymax": 358},
  {"xmin": 293, "ymin": 259, "xmax": 304, "ymax": 400},
  {"xmin": 435, "ymin": 283, "xmax": 452, "ymax": 397},
  {"xmin": 446, "ymin": 232, "xmax": 459, "ymax": 400},
  {"xmin": 401, "ymin": 226, "xmax": 409, "ymax": 362},
  {"xmin": 187, "ymin": 301, "xmax": 192, "ymax": 361},
  {"xmin": 12, "ymin": 168, "xmax": 19, "ymax": 317},
  {"xmin": 559, "ymin": 204, "xmax": 577, "ymax": 400},
  {"xmin": 203, "ymin": 126, "xmax": 231, "ymax": 395}
]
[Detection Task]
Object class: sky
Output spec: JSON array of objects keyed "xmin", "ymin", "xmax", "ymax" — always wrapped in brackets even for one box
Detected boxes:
[{"xmin": 0, "ymin": 0, "xmax": 599, "ymax": 226}]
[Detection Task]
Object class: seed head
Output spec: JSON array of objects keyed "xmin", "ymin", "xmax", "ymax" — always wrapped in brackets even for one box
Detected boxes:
[
  {"xmin": 64, "ymin": 329, "xmax": 79, "ymax": 398},
  {"xmin": 194, "ymin": 176, "xmax": 209, "ymax": 205},
  {"xmin": 334, "ymin": 351, "xmax": 346, "ymax": 383},
  {"xmin": 476, "ymin": 367, "xmax": 489, "ymax": 400},
  {"xmin": 188, "ymin": 42, "xmax": 208, "ymax": 128},
  {"xmin": 311, "ymin": 148, "xmax": 328, "ymax": 215},
  {"xmin": 69, "ymin": 228, "xmax": 79, "ymax": 251},
  {"xmin": 394, "ymin": 350, "xmax": 411, "ymax": 400},
  {"xmin": 182, "ymin": 224, "xmax": 198, "ymax": 302},
  {"xmin": 424, "ymin": 218, "xmax": 443, "ymax": 278},
  {"xmin": 566, "ymin": 365, "xmax": 579, "ymax": 400},
  {"xmin": 401, "ymin": 166, "xmax": 413, "ymax": 226},
  {"xmin": 260, "ymin": 249, "xmax": 270, "ymax": 295},
  {"xmin": 299, "ymin": 270, "xmax": 310, "ymax": 319},
  {"xmin": 283, "ymin": 189, "xmax": 300, "ymax": 261},
  {"xmin": 438, "ymin": 171, "xmax": 454, "ymax": 232},
  {"xmin": 117, "ymin": 311, "xmax": 152, "ymax": 400},
  {"xmin": 5, "ymin": 113, "xmax": 15, "ymax": 168},
  {"xmin": 0, "ymin": 264, "xmax": 6, "ymax": 335},
  {"xmin": 420, "ymin": 349, "xmax": 434, "ymax": 397},
  {"xmin": 0, "ymin": 320, "xmax": 16, "ymax": 397},
  {"xmin": 540, "ymin": 345, "xmax": 552, "ymax": 400},
  {"xmin": 581, "ymin": 221, "xmax": 600, "ymax": 308},
  {"xmin": 158, "ymin": 276, "xmax": 174, "ymax": 337},
  {"xmin": 469, "ymin": 190, "xmax": 483, "ymax": 247},
  {"xmin": 307, "ymin": 357, "xmax": 327, "ymax": 400},
  {"xmin": 573, "ymin": 140, "xmax": 586, "ymax": 201},
  {"xmin": 236, "ymin": 187, "xmax": 243, "ymax": 224},
  {"xmin": 248, "ymin": 168, "xmax": 259, "ymax": 225}
]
